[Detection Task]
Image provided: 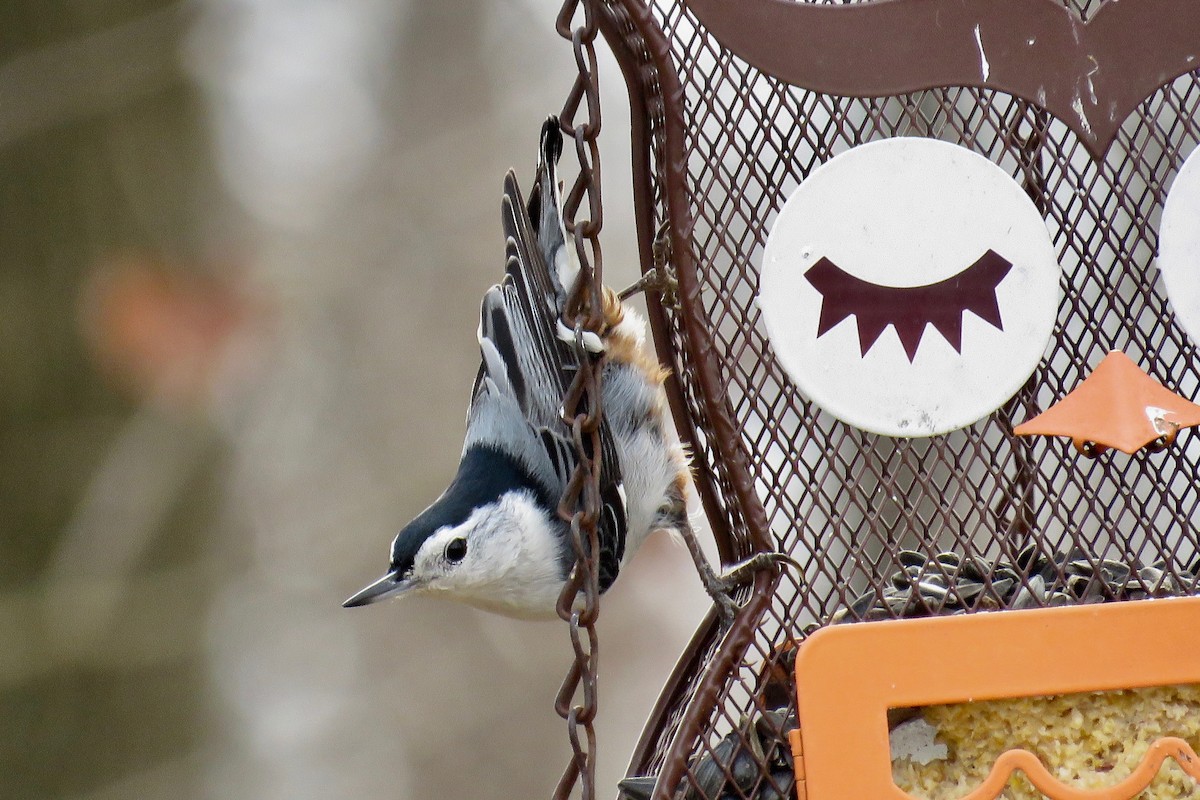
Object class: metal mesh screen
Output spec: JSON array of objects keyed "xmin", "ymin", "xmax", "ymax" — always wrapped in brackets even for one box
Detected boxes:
[{"xmin": 596, "ymin": 0, "xmax": 1200, "ymax": 797}]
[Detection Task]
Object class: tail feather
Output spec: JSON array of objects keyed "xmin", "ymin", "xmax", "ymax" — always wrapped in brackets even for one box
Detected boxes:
[{"xmin": 536, "ymin": 117, "xmax": 580, "ymax": 309}]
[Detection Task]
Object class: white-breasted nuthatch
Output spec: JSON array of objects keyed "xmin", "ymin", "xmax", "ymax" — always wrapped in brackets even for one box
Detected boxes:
[{"xmin": 344, "ymin": 118, "xmax": 774, "ymax": 621}]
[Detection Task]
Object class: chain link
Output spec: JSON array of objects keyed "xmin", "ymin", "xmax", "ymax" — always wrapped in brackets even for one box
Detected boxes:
[{"xmin": 552, "ymin": 1, "xmax": 607, "ymax": 800}]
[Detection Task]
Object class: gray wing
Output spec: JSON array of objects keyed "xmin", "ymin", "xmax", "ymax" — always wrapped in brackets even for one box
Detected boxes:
[{"xmin": 469, "ymin": 128, "xmax": 628, "ymax": 590}]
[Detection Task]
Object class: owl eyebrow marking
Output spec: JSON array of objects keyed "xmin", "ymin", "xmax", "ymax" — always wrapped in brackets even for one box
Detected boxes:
[
  {"xmin": 803, "ymin": 249, "xmax": 1013, "ymax": 362},
  {"xmin": 684, "ymin": 0, "xmax": 1200, "ymax": 159}
]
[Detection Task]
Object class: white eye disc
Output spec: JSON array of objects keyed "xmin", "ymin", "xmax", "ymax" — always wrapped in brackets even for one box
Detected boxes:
[
  {"xmin": 1159, "ymin": 146, "xmax": 1200, "ymax": 347},
  {"xmin": 758, "ymin": 138, "xmax": 1061, "ymax": 437}
]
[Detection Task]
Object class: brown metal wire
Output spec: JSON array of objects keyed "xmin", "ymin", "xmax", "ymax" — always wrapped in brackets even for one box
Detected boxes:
[
  {"xmin": 561, "ymin": 1, "xmax": 1200, "ymax": 799},
  {"xmin": 552, "ymin": 2, "xmax": 608, "ymax": 799}
]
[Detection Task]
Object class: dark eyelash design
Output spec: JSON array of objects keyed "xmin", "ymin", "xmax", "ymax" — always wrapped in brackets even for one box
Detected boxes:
[{"xmin": 803, "ymin": 249, "xmax": 1013, "ymax": 362}]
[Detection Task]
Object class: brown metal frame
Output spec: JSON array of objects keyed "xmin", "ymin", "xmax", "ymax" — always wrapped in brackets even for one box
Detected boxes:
[
  {"xmin": 683, "ymin": 0, "xmax": 1200, "ymax": 159},
  {"xmin": 596, "ymin": 4, "xmax": 784, "ymax": 796}
]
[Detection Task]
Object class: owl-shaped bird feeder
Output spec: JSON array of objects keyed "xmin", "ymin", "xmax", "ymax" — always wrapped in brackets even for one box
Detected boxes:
[{"xmin": 543, "ymin": 0, "xmax": 1200, "ymax": 799}]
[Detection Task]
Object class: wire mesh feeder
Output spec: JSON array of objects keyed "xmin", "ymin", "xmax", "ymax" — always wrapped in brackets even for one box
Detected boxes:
[{"xmin": 563, "ymin": 1, "xmax": 1200, "ymax": 799}]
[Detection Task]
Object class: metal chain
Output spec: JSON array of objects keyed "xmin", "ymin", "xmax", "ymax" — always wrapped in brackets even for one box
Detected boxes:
[{"xmin": 552, "ymin": 1, "xmax": 606, "ymax": 800}]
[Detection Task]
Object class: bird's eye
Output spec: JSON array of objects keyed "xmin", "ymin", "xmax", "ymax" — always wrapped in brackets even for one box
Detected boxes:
[{"xmin": 444, "ymin": 538, "xmax": 468, "ymax": 563}]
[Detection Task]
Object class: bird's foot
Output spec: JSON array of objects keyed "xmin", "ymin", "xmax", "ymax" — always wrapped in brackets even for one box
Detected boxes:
[
  {"xmin": 619, "ymin": 265, "xmax": 678, "ymax": 305},
  {"xmin": 718, "ymin": 552, "xmax": 801, "ymax": 589},
  {"xmin": 673, "ymin": 514, "xmax": 798, "ymax": 629},
  {"xmin": 698, "ymin": 552, "xmax": 800, "ymax": 628}
]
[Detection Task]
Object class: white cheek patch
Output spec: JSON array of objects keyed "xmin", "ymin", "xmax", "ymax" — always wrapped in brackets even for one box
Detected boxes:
[
  {"xmin": 413, "ymin": 527, "xmax": 458, "ymax": 577},
  {"xmin": 758, "ymin": 138, "xmax": 1061, "ymax": 437},
  {"xmin": 420, "ymin": 497, "xmax": 561, "ymax": 584},
  {"xmin": 429, "ymin": 493, "xmax": 565, "ymax": 617}
]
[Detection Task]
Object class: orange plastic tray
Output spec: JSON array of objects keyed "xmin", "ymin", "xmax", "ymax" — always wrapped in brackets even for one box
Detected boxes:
[{"xmin": 791, "ymin": 596, "xmax": 1200, "ymax": 800}]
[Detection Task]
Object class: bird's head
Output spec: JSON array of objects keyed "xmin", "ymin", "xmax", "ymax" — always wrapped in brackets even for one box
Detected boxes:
[{"xmin": 343, "ymin": 447, "xmax": 567, "ymax": 618}]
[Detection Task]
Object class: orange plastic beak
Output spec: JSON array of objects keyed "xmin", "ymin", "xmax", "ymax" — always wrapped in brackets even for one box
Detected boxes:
[{"xmin": 1014, "ymin": 350, "xmax": 1200, "ymax": 455}]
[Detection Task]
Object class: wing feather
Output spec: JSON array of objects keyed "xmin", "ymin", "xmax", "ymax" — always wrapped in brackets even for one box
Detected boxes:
[{"xmin": 469, "ymin": 127, "xmax": 627, "ymax": 587}]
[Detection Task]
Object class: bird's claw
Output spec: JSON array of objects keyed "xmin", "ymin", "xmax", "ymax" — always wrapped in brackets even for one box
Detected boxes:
[
  {"xmin": 717, "ymin": 552, "xmax": 801, "ymax": 589},
  {"xmin": 619, "ymin": 266, "xmax": 679, "ymax": 306},
  {"xmin": 702, "ymin": 552, "xmax": 798, "ymax": 629},
  {"xmin": 675, "ymin": 516, "xmax": 798, "ymax": 630},
  {"xmin": 713, "ymin": 591, "xmax": 742, "ymax": 629}
]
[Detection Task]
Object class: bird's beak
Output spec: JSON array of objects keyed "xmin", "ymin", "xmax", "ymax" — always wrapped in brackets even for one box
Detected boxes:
[
  {"xmin": 342, "ymin": 571, "xmax": 416, "ymax": 608},
  {"xmin": 1015, "ymin": 350, "xmax": 1200, "ymax": 455}
]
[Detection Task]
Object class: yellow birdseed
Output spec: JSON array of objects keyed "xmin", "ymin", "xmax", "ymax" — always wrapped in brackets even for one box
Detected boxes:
[{"xmin": 892, "ymin": 685, "xmax": 1200, "ymax": 799}]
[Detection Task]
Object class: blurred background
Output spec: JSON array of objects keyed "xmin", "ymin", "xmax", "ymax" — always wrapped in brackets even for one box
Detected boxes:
[{"xmin": 0, "ymin": 1, "xmax": 714, "ymax": 797}]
